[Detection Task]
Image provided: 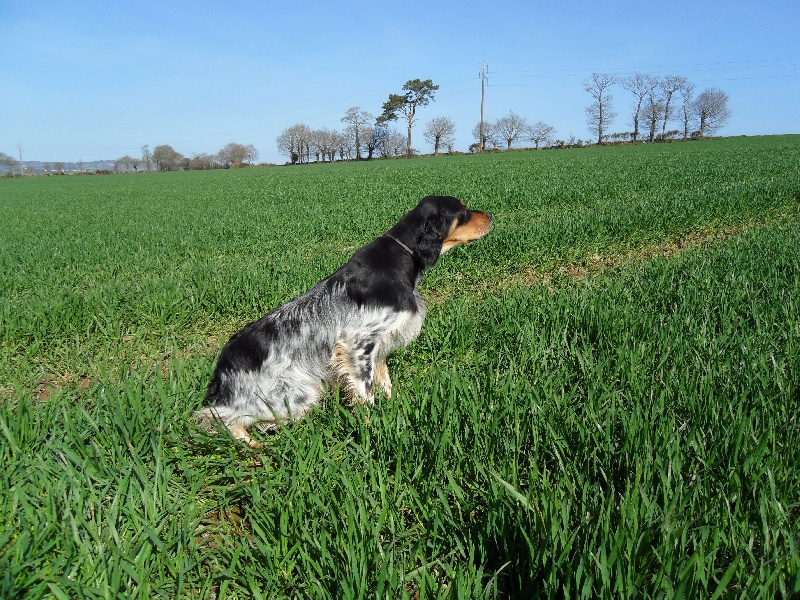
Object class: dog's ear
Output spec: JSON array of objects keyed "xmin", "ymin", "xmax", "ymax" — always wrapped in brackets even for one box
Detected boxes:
[
  {"xmin": 389, "ymin": 196, "xmax": 464, "ymax": 269},
  {"xmin": 416, "ymin": 217, "xmax": 445, "ymax": 268},
  {"xmin": 415, "ymin": 203, "xmax": 452, "ymax": 267}
]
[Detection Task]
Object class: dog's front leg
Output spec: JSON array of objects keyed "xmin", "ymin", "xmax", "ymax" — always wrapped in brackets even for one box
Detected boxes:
[
  {"xmin": 332, "ymin": 335, "xmax": 378, "ymax": 404},
  {"xmin": 375, "ymin": 360, "xmax": 392, "ymax": 398}
]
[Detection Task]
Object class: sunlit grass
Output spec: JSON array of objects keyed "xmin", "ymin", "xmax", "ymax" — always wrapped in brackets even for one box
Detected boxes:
[{"xmin": 1, "ymin": 136, "xmax": 799, "ymax": 597}]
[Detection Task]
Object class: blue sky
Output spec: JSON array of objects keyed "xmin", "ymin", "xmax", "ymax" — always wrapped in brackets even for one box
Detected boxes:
[{"xmin": 2, "ymin": 0, "xmax": 798, "ymax": 164}]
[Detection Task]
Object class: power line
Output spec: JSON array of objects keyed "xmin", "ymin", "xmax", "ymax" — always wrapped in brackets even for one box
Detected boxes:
[{"xmin": 479, "ymin": 62, "xmax": 488, "ymax": 152}]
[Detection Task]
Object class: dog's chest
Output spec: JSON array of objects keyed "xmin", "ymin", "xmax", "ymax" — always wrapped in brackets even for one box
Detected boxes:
[
  {"xmin": 369, "ymin": 292, "xmax": 426, "ymax": 356},
  {"xmin": 389, "ymin": 305, "xmax": 425, "ymax": 346}
]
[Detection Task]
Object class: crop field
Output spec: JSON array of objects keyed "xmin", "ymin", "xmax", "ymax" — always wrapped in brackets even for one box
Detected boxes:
[{"xmin": 1, "ymin": 136, "xmax": 799, "ymax": 598}]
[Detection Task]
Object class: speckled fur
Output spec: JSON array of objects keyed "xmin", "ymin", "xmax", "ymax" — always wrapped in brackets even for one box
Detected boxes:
[{"xmin": 196, "ymin": 195, "xmax": 492, "ymax": 447}]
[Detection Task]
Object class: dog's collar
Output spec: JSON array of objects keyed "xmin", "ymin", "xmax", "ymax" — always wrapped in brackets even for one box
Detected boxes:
[{"xmin": 382, "ymin": 234, "xmax": 414, "ymax": 257}]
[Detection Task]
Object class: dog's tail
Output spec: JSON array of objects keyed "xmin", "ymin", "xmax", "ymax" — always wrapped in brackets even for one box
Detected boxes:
[
  {"xmin": 193, "ymin": 374, "xmax": 229, "ymax": 430},
  {"xmin": 204, "ymin": 373, "xmax": 224, "ymax": 407}
]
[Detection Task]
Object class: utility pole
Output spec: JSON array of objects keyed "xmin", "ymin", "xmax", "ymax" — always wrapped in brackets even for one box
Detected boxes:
[
  {"xmin": 479, "ymin": 62, "xmax": 488, "ymax": 152},
  {"xmin": 17, "ymin": 142, "xmax": 23, "ymax": 176}
]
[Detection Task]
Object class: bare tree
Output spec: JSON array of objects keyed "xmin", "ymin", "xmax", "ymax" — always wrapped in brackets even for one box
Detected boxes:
[
  {"xmin": 276, "ymin": 127, "xmax": 298, "ymax": 163},
  {"xmin": 494, "ymin": 111, "xmax": 528, "ymax": 150},
  {"xmin": 620, "ymin": 73, "xmax": 658, "ymax": 142},
  {"xmin": 528, "ymin": 121, "xmax": 556, "ymax": 149},
  {"xmin": 337, "ymin": 131, "xmax": 356, "ymax": 161},
  {"xmin": 659, "ymin": 76, "xmax": 690, "ymax": 138},
  {"xmin": 379, "ymin": 79, "xmax": 439, "ymax": 157},
  {"xmin": 316, "ymin": 130, "xmax": 340, "ymax": 162},
  {"xmin": 276, "ymin": 124, "xmax": 312, "ymax": 163},
  {"xmin": 584, "ymin": 73, "xmax": 617, "ymax": 144},
  {"xmin": 190, "ymin": 153, "xmax": 217, "ymax": 170},
  {"xmin": 320, "ymin": 129, "xmax": 340, "ymax": 162},
  {"xmin": 692, "ymin": 88, "xmax": 731, "ymax": 137},
  {"xmin": 301, "ymin": 128, "xmax": 314, "ymax": 163},
  {"xmin": 423, "ymin": 117, "xmax": 456, "ymax": 155},
  {"xmin": 152, "ymin": 145, "xmax": 183, "ymax": 171},
  {"xmin": 364, "ymin": 124, "xmax": 389, "ymax": 160},
  {"xmin": 309, "ymin": 130, "xmax": 325, "ymax": 162},
  {"xmin": 679, "ymin": 81, "xmax": 696, "ymax": 139},
  {"xmin": 0, "ymin": 152, "xmax": 17, "ymax": 175},
  {"xmin": 114, "ymin": 155, "xmax": 134, "ymax": 172},
  {"xmin": 309, "ymin": 128, "xmax": 332, "ymax": 162},
  {"xmin": 141, "ymin": 145, "xmax": 151, "ymax": 172},
  {"xmin": 472, "ymin": 121, "xmax": 499, "ymax": 150},
  {"xmin": 643, "ymin": 95, "xmax": 664, "ymax": 143},
  {"xmin": 217, "ymin": 142, "xmax": 257, "ymax": 168},
  {"xmin": 376, "ymin": 129, "xmax": 406, "ymax": 158},
  {"xmin": 341, "ymin": 124, "xmax": 359, "ymax": 158},
  {"xmin": 341, "ymin": 107, "xmax": 372, "ymax": 160}
]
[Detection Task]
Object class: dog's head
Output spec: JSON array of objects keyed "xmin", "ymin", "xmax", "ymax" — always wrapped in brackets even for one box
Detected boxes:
[{"xmin": 389, "ymin": 195, "xmax": 492, "ymax": 269}]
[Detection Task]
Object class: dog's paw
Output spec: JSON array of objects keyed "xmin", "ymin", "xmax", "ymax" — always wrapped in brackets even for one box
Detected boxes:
[{"xmin": 231, "ymin": 423, "xmax": 260, "ymax": 449}]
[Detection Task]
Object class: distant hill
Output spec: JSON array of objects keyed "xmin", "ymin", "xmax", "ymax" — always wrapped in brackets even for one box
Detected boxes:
[{"xmin": 2, "ymin": 160, "xmax": 117, "ymax": 175}]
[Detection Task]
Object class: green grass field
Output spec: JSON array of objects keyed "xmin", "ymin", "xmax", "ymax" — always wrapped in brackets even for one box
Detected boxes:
[{"xmin": 1, "ymin": 136, "xmax": 799, "ymax": 598}]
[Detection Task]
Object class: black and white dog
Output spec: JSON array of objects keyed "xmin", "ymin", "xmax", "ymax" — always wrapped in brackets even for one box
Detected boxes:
[{"xmin": 197, "ymin": 195, "xmax": 492, "ymax": 447}]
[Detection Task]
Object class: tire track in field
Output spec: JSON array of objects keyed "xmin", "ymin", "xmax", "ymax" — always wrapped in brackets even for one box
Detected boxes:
[
  {"xmin": 523, "ymin": 210, "xmax": 797, "ymax": 288},
  {"xmin": 516, "ymin": 224, "xmax": 746, "ymax": 289},
  {"xmin": 427, "ymin": 209, "xmax": 798, "ymax": 303}
]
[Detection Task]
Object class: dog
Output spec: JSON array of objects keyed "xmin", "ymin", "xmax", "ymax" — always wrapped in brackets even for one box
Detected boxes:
[{"xmin": 197, "ymin": 195, "xmax": 492, "ymax": 447}]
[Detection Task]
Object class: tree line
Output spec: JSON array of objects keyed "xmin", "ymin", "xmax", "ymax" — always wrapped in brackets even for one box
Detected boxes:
[
  {"xmin": 277, "ymin": 79, "xmax": 450, "ymax": 163},
  {"xmin": 471, "ymin": 113, "xmax": 556, "ymax": 152},
  {"xmin": 114, "ymin": 142, "xmax": 258, "ymax": 173},
  {"xmin": 277, "ymin": 73, "xmax": 732, "ymax": 163},
  {"xmin": 584, "ymin": 73, "xmax": 731, "ymax": 144},
  {"xmin": 0, "ymin": 155, "xmax": 101, "ymax": 176},
  {"xmin": 277, "ymin": 120, "xmax": 404, "ymax": 163},
  {"xmin": 4, "ymin": 73, "xmax": 734, "ymax": 176},
  {"xmin": 276, "ymin": 78, "xmax": 559, "ymax": 163}
]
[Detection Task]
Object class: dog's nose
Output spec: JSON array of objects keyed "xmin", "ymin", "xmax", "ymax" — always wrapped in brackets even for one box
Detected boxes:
[{"xmin": 487, "ymin": 212, "xmax": 493, "ymax": 221}]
